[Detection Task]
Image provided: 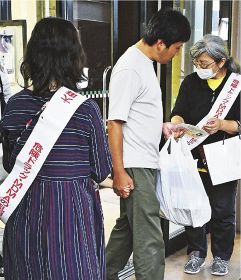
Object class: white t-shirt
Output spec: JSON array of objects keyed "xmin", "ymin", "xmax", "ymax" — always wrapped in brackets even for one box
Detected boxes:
[{"xmin": 108, "ymin": 45, "xmax": 163, "ymax": 169}]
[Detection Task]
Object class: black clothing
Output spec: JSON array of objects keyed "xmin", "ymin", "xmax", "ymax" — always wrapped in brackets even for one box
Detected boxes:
[
  {"xmin": 170, "ymin": 71, "xmax": 240, "ymax": 167},
  {"xmin": 171, "ymin": 71, "xmax": 240, "ymax": 261},
  {"xmin": 185, "ymin": 172, "xmax": 237, "ymax": 260},
  {"xmin": 0, "ymin": 75, "xmax": 4, "ymax": 115}
]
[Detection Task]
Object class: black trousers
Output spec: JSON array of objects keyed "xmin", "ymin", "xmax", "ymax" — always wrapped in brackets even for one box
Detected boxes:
[{"xmin": 185, "ymin": 172, "xmax": 237, "ymax": 261}]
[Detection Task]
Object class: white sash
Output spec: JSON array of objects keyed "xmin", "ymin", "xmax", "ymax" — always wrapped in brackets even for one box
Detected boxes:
[
  {"xmin": 185, "ymin": 73, "xmax": 241, "ymax": 150},
  {"xmin": 0, "ymin": 87, "xmax": 87, "ymax": 223}
]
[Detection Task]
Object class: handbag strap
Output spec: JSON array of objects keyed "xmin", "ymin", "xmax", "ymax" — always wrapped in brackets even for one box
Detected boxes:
[
  {"xmin": 0, "ymin": 74, "xmax": 5, "ymax": 116},
  {"xmin": 236, "ymin": 120, "xmax": 241, "ymax": 136},
  {"xmin": 0, "ymin": 87, "xmax": 87, "ymax": 223},
  {"xmin": 15, "ymin": 101, "xmax": 48, "ymax": 144}
]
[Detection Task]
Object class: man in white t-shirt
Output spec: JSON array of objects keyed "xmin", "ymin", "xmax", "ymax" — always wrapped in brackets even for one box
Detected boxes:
[{"xmin": 106, "ymin": 9, "xmax": 191, "ymax": 280}]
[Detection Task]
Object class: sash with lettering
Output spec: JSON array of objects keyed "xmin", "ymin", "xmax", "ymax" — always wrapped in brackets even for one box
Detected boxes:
[
  {"xmin": 0, "ymin": 87, "xmax": 87, "ymax": 223},
  {"xmin": 185, "ymin": 73, "xmax": 241, "ymax": 150}
]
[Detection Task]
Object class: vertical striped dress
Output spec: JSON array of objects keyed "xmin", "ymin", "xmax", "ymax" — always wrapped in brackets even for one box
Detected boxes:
[{"xmin": 0, "ymin": 90, "xmax": 112, "ymax": 280}]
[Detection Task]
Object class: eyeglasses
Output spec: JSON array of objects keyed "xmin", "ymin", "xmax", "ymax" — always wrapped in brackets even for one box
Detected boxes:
[{"xmin": 192, "ymin": 60, "xmax": 215, "ymax": 69}]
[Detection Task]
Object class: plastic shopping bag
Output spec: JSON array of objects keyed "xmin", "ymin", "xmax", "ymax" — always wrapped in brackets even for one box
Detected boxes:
[
  {"xmin": 203, "ymin": 135, "xmax": 241, "ymax": 185},
  {"xmin": 156, "ymin": 136, "xmax": 211, "ymax": 227}
]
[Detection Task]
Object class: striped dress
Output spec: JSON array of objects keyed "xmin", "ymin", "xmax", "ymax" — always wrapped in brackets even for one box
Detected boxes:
[{"xmin": 0, "ymin": 89, "xmax": 112, "ymax": 280}]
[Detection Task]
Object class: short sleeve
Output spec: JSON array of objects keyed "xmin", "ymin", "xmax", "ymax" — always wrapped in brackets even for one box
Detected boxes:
[
  {"xmin": 87, "ymin": 100, "xmax": 112, "ymax": 183},
  {"xmin": 108, "ymin": 69, "xmax": 141, "ymax": 122}
]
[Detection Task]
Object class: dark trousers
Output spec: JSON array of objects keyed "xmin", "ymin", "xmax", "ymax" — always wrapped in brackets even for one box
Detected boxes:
[
  {"xmin": 185, "ymin": 172, "xmax": 237, "ymax": 261},
  {"xmin": 106, "ymin": 168, "xmax": 165, "ymax": 280}
]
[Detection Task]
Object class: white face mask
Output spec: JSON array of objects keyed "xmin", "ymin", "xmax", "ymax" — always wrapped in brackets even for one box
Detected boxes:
[{"xmin": 196, "ymin": 68, "xmax": 217, "ymax": 80}]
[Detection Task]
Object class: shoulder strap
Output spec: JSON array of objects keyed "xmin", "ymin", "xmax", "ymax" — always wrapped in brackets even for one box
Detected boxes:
[
  {"xmin": 1, "ymin": 101, "xmax": 47, "ymax": 172},
  {"xmin": 0, "ymin": 74, "xmax": 5, "ymax": 115},
  {"xmin": 185, "ymin": 73, "xmax": 241, "ymax": 150},
  {"xmin": 0, "ymin": 87, "xmax": 87, "ymax": 223}
]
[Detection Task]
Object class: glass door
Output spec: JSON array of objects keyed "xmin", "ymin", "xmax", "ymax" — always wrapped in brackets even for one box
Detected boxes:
[{"xmin": 71, "ymin": 1, "xmax": 112, "ymax": 124}]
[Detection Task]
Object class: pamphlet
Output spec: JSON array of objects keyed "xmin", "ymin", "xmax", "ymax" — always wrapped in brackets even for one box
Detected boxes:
[{"xmin": 176, "ymin": 123, "xmax": 208, "ymax": 138}]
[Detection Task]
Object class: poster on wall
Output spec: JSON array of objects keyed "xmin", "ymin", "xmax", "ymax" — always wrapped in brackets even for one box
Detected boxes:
[
  {"xmin": 0, "ymin": 28, "xmax": 15, "ymax": 82},
  {"xmin": 0, "ymin": 20, "xmax": 27, "ymax": 93}
]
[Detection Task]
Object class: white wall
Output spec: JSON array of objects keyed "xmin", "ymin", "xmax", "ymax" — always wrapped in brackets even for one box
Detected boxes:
[
  {"xmin": 11, "ymin": 0, "xmax": 37, "ymax": 41},
  {"xmin": 231, "ymin": 0, "xmax": 241, "ymax": 63}
]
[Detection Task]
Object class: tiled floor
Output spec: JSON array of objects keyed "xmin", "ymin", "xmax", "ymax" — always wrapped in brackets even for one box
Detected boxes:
[
  {"xmin": 100, "ymin": 187, "xmax": 241, "ymax": 280},
  {"xmin": 100, "ymin": 186, "xmax": 120, "ymax": 242},
  {"xmin": 164, "ymin": 234, "xmax": 241, "ymax": 280},
  {"xmin": 0, "ymin": 187, "xmax": 240, "ymax": 280}
]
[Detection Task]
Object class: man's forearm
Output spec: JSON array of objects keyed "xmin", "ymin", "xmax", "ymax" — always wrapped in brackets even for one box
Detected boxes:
[{"xmin": 107, "ymin": 120, "xmax": 125, "ymax": 173}]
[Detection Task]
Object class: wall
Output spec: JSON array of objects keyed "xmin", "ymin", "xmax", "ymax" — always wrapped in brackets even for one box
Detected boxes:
[
  {"xmin": 11, "ymin": 0, "xmax": 37, "ymax": 41},
  {"xmin": 231, "ymin": 0, "xmax": 241, "ymax": 61}
]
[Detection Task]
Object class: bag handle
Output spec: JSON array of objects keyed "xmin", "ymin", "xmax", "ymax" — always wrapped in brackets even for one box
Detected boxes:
[
  {"xmin": 236, "ymin": 120, "xmax": 241, "ymax": 139},
  {"xmin": 167, "ymin": 139, "xmax": 171, "ymax": 154},
  {"xmin": 166, "ymin": 136, "xmax": 180, "ymax": 155},
  {"xmin": 221, "ymin": 121, "xmax": 241, "ymax": 145}
]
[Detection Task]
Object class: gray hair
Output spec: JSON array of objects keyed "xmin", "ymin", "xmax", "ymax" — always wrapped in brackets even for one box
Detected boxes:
[{"xmin": 190, "ymin": 34, "xmax": 240, "ymax": 73}]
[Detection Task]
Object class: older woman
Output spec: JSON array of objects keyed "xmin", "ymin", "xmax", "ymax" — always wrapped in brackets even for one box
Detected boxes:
[{"xmin": 171, "ymin": 34, "xmax": 240, "ymax": 276}]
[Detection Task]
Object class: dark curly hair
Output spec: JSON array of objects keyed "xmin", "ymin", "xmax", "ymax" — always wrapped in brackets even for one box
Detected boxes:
[{"xmin": 20, "ymin": 17, "xmax": 87, "ymax": 96}]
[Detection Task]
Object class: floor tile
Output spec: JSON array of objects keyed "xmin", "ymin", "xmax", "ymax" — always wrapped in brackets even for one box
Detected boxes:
[{"xmin": 100, "ymin": 188, "xmax": 241, "ymax": 280}]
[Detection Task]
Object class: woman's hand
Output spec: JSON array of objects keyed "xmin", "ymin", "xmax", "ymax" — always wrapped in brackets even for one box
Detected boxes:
[{"xmin": 203, "ymin": 117, "xmax": 223, "ymax": 134}]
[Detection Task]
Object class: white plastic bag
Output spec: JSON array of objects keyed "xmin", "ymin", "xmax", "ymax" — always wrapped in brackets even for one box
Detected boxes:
[
  {"xmin": 203, "ymin": 135, "xmax": 241, "ymax": 185},
  {"xmin": 156, "ymin": 136, "xmax": 211, "ymax": 227}
]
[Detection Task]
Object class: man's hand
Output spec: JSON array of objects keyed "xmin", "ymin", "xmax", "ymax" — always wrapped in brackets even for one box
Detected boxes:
[
  {"xmin": 107, "ymin": 120, "xmax": 134, "ymax": 198},
  {"xmin": 112, "ymin": 170, "xmax": 134, "ymax": 198},
  {"xmin": 162, "ymin": 122, "xmax": 186, "ymax": 139}
]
